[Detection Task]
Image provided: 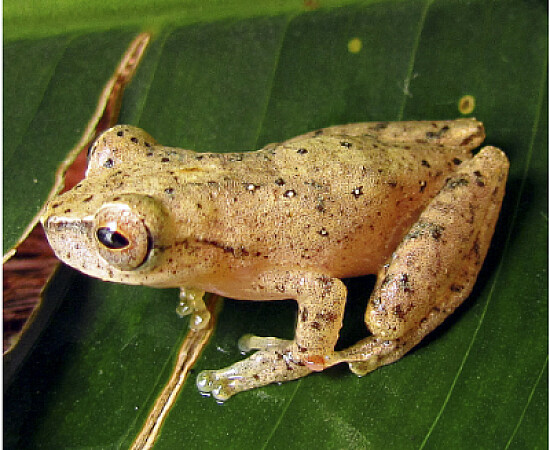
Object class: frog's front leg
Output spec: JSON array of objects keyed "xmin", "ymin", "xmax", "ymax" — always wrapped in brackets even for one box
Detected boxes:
[
  {"xmin": 197, "ymin": 272, "xmax": 347, "ymax": 400},
  {"xmin": 338, "ymin": 146, "xmax": 509, "ymax": 374},
  {"xmin": 176, "ymin": 287, "xmax": 210, "ymax": 330}
]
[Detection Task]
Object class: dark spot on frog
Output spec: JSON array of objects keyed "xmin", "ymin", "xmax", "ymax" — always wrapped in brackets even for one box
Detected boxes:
[
  {"xmin": 446, "ymin": 177, "xmax": 469, "ymax": 190},
  {"xmin": 195, "ymin": 155, "xmax": 204, "ymax": 160},
  {"xmin": 473, "ymin": 170, "xmax": 485, "ymax": 187},
  {"xmin": 453, "ymin": 158, "xmax": 462, "ymax": 165},
  {"xmin": 406, "ymin": 222, "xmax": 444, "ymax": 241},
  {"xmin": 275, "ymin": 178, "xmax": 285, "ymax": 186},
  {"xmin": 64, "ymin": 208, "xmax": 71, "ymax": 213},
  {"xmin": 450, "ymin": 284, "xmax": 464, "ymax": 292},
  {"xmin": 387, "ymin": 181, "xmax": 397, "ymax": 188},
  {"xmin": 425, "ymin": 125, "xmax": 449, "ymax": 139},
  {"xmin": 471, "ymin": 238, "xmax": 481, "ymax": 259},
  {"xmin": 161, "ymin": 157, "xmax": 170, "ymax": 163},
  {"xmin": 117, "ymin": 130, "xmax": 124, "ymax": 137},
  {"xmin": 145, "ymin": 142, "xmax": 151, "ymax": 147},
  {"xmin": 131, "ymin": 137, "xmax": 138, "ymax": 144},
  {"xmin": 399, "ymin": 273, "xmax": 412, "ymax": 293},
  {"xmin": 318, "ymin": 228, "xmax": 329, "ymax": 237},
  {"xmin": 460, "ymin": 136, "xmax": 474, "ymax": 146},
  {"xmin": 146, "ymin": 152, "xmax": 154, "ymax": 157},
  {"xmin": 103, "ymin": 158, "xmax": 114, "ymax": 168},
  {"xmin": 83, "ymin": 195, "xmax": 93, "ymax": 202},
  {"xmin": 314, "ymin": 129, "xmax": 324, "ymax": 136},
  {"xmin": 421, "ymin": 160, "xmax": 431, "ymax": 168},
  {"xmin": 351, "ymin": 186, "xmax": 363, "ymax": 198},
  {"xmin": 393, "ymin": 304, "xmax": 406, "ymax": 320},
  {"xmin": 284, "ymin": 189, "xmax": 296, "ymax": 198},
  {"xmin": 297, "ymin": 148, "xmax": 308, "ymax": 154},
  {"xmin": 300, "ymin": 307, "xmax": 308, "ymax": 322},
  {"xmin": 316, "ymin": 311, "xmax": 337, "ymax": 322},
  {"xmin": 419, "ymin": 181, "xmax": 427, "ymax": 193},
  {"xmin": 165, "ymin": 187, "xmax": 174, "ymax": 195},
  {"xmin": 311, "ymin": 321, "xmax": 321, "ymax": 330},
  {"xmin": 340, "ymin": 141, "xmax": 352, "ymax": 148},
  {"xmin": 316, "ymin": 200, "xmax": 326, "ymax": 213}
]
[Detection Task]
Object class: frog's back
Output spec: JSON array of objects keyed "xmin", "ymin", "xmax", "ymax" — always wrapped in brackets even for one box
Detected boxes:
[{"xmin": 202, "ymin": 126, "xmax": 479, "ymax": 278}]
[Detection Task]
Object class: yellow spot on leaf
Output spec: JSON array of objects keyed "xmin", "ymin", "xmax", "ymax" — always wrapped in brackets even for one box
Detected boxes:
[
  {"xmin": 458, "ymin": 95, "xmax": 476, "ymax": 114},
  {"xmin": 348, "ymin": 38, "xmax": 362, "ymax": 54}
]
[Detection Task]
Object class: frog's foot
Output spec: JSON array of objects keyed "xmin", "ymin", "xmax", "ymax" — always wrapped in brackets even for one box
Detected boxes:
[
  {"xmin": 240, "ymin": 335, "xmax": 339, "ymax": 372},
  {"xmin": 176, "ymin": 287, "xmax": 210, "ymax": 330},
  {"xmin": 196, "ymin": 348, "xmax": 312, "ymax": 401},
  {"xmin": 337, "ymin": 337, "xmax": 401, "ymax": 376}
]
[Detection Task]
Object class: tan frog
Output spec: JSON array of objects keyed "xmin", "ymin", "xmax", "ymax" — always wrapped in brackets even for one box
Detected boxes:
[{"xmin": 41, "ymin": 119, "xmax": 508, "ymax": 401}]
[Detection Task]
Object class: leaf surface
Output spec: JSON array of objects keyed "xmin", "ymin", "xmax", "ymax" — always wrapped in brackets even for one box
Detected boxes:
[{"xmin": 4, "ymin": 1, "xmax": 547, "ymax": 448}]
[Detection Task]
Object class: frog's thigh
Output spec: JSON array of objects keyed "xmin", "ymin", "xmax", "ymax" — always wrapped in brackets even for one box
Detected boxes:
[{"xmin": 339, "ymin": 146, "xmax": 508, "ymax": 374}]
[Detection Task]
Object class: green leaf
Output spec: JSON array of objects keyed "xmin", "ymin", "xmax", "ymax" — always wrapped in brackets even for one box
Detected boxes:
[{"xmin": 4, "ymin": 1, "xmax": 547, "ymax": 448}]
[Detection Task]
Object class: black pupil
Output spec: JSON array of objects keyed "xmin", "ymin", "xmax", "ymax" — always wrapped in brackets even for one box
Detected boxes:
[{"xmin": 97, "ymin": 227, "xmax": 129, "ymax": 249}]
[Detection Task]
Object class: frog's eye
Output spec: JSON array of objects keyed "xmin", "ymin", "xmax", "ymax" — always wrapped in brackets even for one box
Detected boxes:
[
  {"xmin": 94, "ymin": 204, "xmax": 152, "ymax": 270},
  {"xmin": 97, "ymin": 227, "xmax": 130, "ymax": 249}
]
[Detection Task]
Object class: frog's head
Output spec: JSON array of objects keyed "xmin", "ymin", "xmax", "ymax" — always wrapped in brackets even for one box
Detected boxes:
[
  {"xmin": 41, "ymin": 126, "xmax": 211, "ymax": 287},
  {"xmin": 41, "ymin": 190, "xmax": 178, "ymax": 284}
]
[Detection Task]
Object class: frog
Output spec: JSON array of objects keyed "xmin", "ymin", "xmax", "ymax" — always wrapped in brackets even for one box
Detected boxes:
[{"xmin": 40, "ymin": 119, "xmax": 509, "ymax": 401}]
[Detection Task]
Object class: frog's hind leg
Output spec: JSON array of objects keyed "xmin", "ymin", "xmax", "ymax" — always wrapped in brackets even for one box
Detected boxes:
[
  {"xmin": 336, "ymin": 146, "xmax": 509, "ymax": 376},
  {"xmin": 238, "ymin": 334, "xmax": 292, "ymax": 353},
  {"xmin": 286, "ymin": 119, "xmax": 486, "ymax": 152},
  {"xmin": 197, "ymin": 347, "xmax": 313, "ymax": 402}
]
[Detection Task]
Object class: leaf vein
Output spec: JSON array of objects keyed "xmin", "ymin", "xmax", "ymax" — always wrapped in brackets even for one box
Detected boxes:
[
  {"xmin": 504, "ymin": 355, "xmax": 549, "ymax": 449},
  {"xmin": 261, "ymin": 379, "xmax": 303, "ymax": 450}
]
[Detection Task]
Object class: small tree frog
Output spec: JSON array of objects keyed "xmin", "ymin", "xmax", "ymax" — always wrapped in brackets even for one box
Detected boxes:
[{"xmin": 41, "ymin": 119, "xmax": 508, "ymax": 401}]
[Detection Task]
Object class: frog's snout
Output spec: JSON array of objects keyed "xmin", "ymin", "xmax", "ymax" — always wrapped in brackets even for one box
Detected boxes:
[{"xmin": 40, "ymin": 209, "xmax": 95, "ymax": 267}]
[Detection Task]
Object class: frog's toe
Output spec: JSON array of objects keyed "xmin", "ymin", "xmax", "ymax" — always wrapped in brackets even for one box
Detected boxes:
[
  {"xmin": 348, "ymin": 361, "xmax": 372, "ymax": 376},
  {"xmin": 237, "ymin": 334, "xmax": 291, "ymax": 353},
  {"xmin": 196, "ymin": 370, "xmax": 216, "ymax": 393},
  {"xmin": 196, "ymin": 370, "xmax": 235, "ymax": 402}
]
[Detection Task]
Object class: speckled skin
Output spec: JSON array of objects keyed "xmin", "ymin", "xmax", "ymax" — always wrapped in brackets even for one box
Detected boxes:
[{"xmin": 41, "ymin": 119, "xmax": 508, "ymax": 401}]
